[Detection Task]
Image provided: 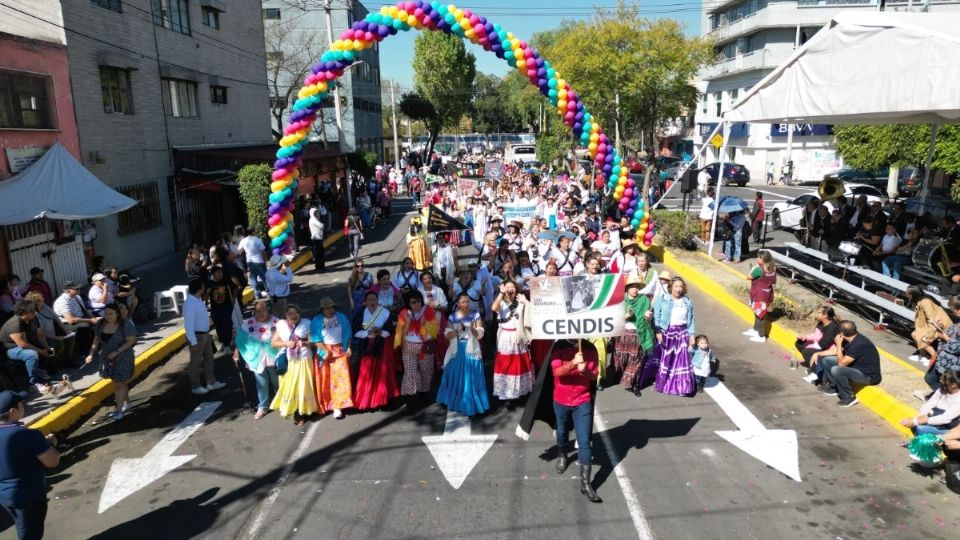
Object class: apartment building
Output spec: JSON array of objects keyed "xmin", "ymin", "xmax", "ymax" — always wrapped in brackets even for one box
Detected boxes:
[
  {"xmin": 60, "ymin": 0, "xmax": 272, "ymax": 269},
  {"xmin": 695, "ymin": 0, "xmax": 960, "ymax": 182},
  {"xmin": 262, "ymin": 0, "xmax": 384, "ymax": 161}
]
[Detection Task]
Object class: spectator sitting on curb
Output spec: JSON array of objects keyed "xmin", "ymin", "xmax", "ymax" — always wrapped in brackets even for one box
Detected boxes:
[
  {"xmin": 23, "ymin": 268, "xmax": 53, "ymax": 307},
  {"xmin": 0, "ymin": 391, "xmax": 59, "ymax": 540},
  {"xmin": 904, "ymin": 285, "xmax": 952, "ymax": 366},
  {"xmin": 87, "ymin": 273, "xmax": 113, "ymax": 317},
  {"xmin": 53, "ymin": 281, "xmax": 100, "ymax": 359},
  {"xmin": 23, "ymin": 291, "xmax": 75, "ymax": 371},
  {"xmin": 796, "ymin": 306, "xmax": 841, "ymax": 385},
  {"xmin": 818, "ymin": 321, "xmax": 882, "ymax": 408},
  {"xmin": 900, "ymin": 370, "xmax": 960, "ymax": 438},
  {"xmin": 0, "ymin": 302, "xmax": 55, "ymax": 394},
  {"xmin": 914, "ymin": 296, "xmax": 960, "ymax": 402}
]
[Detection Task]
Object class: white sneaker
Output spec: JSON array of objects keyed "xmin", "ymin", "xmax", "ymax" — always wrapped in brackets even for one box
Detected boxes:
[
  {"xmin": 803, "ymin": 373, "xmax": 819, "ymax": 384},
  {"xmin": 750, "ymin": 336, "xmax": 767, "ymax": 343},
  {"xmin": 908, "ymin": 354, "xmax": 922, "ymax": 363},
  {"xmin": 121, "ymin": 401, "xmax": 132, "ymax": 413},
  {"xmin": 333, "ymin": 409, "xmax": 344, "ymax": 419},
  {"xmin": 207, "ymin": 381, "xmax": 226, "ymax": 391},
  {"xmin": 191, "ymin": 386, "xmax": 209, "ymax": 395},
  {"xmin": 35, "ymin": 383, "xmax": 51, "ymax": 394},
  {"xmin": 742, "ymin": 329, "xmax": 758, "ymax": 337}
]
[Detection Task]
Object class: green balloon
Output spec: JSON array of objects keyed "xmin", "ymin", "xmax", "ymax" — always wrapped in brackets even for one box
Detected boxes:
[
  {"xmin": 548, "ymin": 88, "xmax": 557, "ymax": 98},
  {"xmin": 547, "ymin": 68, "xmax": 556, "ymax": 78}
]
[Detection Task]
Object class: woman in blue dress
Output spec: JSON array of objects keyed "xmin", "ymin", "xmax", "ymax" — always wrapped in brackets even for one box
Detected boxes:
[{"xmin": 436, "ymin": 293, "xmax": 490, "ymax": 416}]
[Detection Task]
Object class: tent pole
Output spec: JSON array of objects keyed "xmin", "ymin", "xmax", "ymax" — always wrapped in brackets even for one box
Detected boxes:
[
  {"xmin": 707, "ymin": 121, "xmax": 730, "ymax": 257},
  {"xmin": 919, "ymin": 124, "xmax": 939, "ymax": 209}
]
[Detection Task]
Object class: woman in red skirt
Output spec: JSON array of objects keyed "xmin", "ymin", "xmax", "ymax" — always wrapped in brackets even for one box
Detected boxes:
[
  {"xmin": 491, "ymin": 280, "xmax": 533, "ymax": 409},
  {"xmin": 353, "ymin": 291, "xmax": 399, "ymax": 410}
]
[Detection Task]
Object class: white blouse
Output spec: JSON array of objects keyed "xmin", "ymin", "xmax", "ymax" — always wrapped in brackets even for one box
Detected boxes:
[
  {"xmin": 355, "ymin": 307, "xmax": 390, "ymax": 339},
  {"xmin": 669, "ymin": 299, "xmax": 689, "ymax": 326}
]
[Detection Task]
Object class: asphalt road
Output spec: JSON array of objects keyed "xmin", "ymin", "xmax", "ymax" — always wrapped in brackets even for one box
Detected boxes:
[{"xmin": 9, "ymin": 196, "xmax": 959, "ymax": 540}]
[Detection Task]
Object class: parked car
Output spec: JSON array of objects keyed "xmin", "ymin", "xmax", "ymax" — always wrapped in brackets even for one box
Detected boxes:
[
  {"xmin": 662, "ymin": 161, "xmax": 693, "ymax": 182},
  {"xmin": 904, "ymin": 193, "xmax": 960, "ymax": 221},
  {"xmin": 769, "ymin": 183, "xmax": 887, "ymax": 230},
  {"xmin": 703, "ymin": 162, "xmax": 751, "ymax": 187},
  {"xmin": 824, "ymin": 166, "xmax": 920, "ymax": 194},
  {"xmin": 654, "ymin": 155, "xmax": 682, "ymax": 170}
]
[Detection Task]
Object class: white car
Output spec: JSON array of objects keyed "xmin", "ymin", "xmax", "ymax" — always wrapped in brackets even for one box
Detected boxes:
[{"xmin": 769, "ymin": 184, "xmax": 887, "ymax": 230}]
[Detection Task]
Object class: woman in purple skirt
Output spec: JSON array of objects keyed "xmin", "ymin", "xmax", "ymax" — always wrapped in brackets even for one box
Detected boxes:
[{"xmin": 640, "ymin": 276, "xmax": 697, "ymax": 396}]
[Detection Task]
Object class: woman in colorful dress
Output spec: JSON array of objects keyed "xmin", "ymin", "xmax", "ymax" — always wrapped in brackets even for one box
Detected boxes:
[
  {"xmin": 615, "ymin": 276, "xmax": 655, "ymax": 396},
  {"xmin": 641, "ymin": 276, "xmax": 697, "ymax": 396},
  {"xmin": 407, "ymin": 218, "xmax": 432, "ymax": 271},
  {"xmin": 270, "ymin": 304, "xmax": 319, "ymax": 425},
  {"xmin": 353, "ymin": 291, "xmax": 399, "ymax": 411},
  {"xmin": 370, "ymin": 269, "xmax": 403, "ymax": 316},
  {"xmin": 491, "ymin": 280, "xmax": 533, "ymax": 408},
  {"xmin": 234, "ymin": 300, "xmax": 280, "ymax": 419},
  {"xmin": 418, "ymin": 271, "xmax": 448, "ymax": 314},
  {"xmin": 310, "ymin": 297, "xmax": 353, "ymax": 419},
  {"xmin": 347, "ymin": 259, "xmax": 374, "ymax": 315},
  {"xmin": 395, "ymin": 290, "xmax": 441, "ymax": 411},
  {"xmin": 437, "ymin": 293, "xmax": 490, "ymax": 416}
]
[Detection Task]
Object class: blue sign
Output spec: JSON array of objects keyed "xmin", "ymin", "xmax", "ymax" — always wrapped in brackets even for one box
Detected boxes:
[{"xmin": 770, "ymin": 124, "xmax": 832, "ymax": 137}]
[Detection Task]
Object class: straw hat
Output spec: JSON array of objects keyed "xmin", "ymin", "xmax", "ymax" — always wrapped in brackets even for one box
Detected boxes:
[
  {"xmin": 318, "ymin": 296, "xmax": 337, "ymax": 309},
  {"xmin": 658, "ymin": 270, "xmax": 672, "ymax": 281},
  {"xmin": 625, "ymin": 275, "xmax": 643, "ymax": 289}
]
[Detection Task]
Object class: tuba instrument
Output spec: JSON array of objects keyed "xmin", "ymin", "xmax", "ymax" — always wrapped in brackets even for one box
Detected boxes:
[{"xmin": 818, "ymin": 178, "xmax": 846, "ymax": 202}]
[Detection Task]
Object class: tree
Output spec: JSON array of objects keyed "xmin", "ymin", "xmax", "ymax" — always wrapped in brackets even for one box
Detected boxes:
[
  {"xmin": 542, "ymin": 1, "xmax": 713, "ymax": 152},
  {"xmin": 264, "ymin": 20, "xmax": 328, "ymax": 142},
  {"xmin": 471, "ymin": 73, "xmax": 504, "ymax": 134},
  {"xmin": 237, "ymin": 164, "xmax": 273, "ymax": 238},
  {"xmin": 411, "ymin": 31, "xmax": 476, "ymax": 156},
  {"xmin": 399, "ymin": 91, "xmax": 440, "ymax": 150}
]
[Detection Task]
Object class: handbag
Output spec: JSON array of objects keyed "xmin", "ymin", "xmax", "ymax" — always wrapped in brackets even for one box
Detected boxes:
[
  {"xmin": 275, "ymin": 349, "xmax": 288, "ymax": 375},
  {"xmin": 343, "ymin": 217, "xmax": 350, "ymax": 237},
  {"xmin": 751, "ymin": 300, "xmax": 768, "ymax": 319},
  {"xmin": 945, "ymin": 459, "xmax": 960, "ymax": 494}
]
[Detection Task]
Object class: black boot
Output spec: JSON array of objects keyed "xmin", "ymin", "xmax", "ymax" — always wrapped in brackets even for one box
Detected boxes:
[
  {"xmin": 579, "ymin": 464, "xmax": 602, "ymax": 503},
  {"xmin": 556, "ymin": 446, "xmax": 569, "ymax": 475}
]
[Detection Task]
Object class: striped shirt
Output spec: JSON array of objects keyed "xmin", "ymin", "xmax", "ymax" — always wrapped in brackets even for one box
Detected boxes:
[{"xmin": 53, "ymin": 293, "xmax": 87, "ymax": 322}]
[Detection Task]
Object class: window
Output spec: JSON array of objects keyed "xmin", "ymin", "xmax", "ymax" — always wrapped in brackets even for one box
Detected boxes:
[
  {"xmin": 0, "ymin": 71, "xmax": 53, "ymax": 129},
  {"xmin": 116, "ymin": 182, "xmax": 162, "ymax": 235},
  {"xmin": 713, "ymin": 92, "xmax": 721, "ymax": 117},
  {"xmin": 92, "ymin": 0, "xmax": 121, "ymax": 12},
  {"xmin": 201, "ymin": 7, "xmax": 219, "ymax": 29},
  {"xmin": 99, "ymin": 67, "xmax": 134, "ymax": 114},
  {"xmin": 262, "ymin": 8, "xmax": 281, "ymax": 20},
  {"xmin": 152, "ymin": 0, "xmax": 191, "ymax": 35},
  {"xmin": 161, "ymin": 78, "xmax": 199, "ymax": 117},
  {"xmin": 210, "ymin": 85, "xmax": 227, "ymax": 104}
]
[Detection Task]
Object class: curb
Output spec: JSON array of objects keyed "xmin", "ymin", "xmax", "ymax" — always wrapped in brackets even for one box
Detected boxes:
[
  {"xmin": 662, "ymin": 248, "xmax": 916, "ymax": 437},
  {"xmin": 28, "ymin": 230, "xmax": 344, "ymax": 435}
]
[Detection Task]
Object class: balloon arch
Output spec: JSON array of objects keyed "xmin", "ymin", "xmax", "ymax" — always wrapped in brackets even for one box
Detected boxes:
[{"xmin": 267, "ymin": 1, "xmax": 655, "ymax": 255}]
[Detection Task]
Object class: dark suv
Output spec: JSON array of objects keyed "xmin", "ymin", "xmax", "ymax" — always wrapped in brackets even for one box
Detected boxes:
[{"xmin": 703, "ymin": 162, "xmax": 751, "ymax": 187}]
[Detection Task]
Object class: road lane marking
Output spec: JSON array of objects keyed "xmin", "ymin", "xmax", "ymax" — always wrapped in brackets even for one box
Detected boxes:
[
  {"xmin": 422, "ymin": 409, "xmax": 498, "ymax": 489},
  {"xmin": 240, "ymin": 421, "xmax": 321, "ymax": 540},
  {"xmin": 595, "ymin": 409, "xmax": 656, "ymax": 540}
]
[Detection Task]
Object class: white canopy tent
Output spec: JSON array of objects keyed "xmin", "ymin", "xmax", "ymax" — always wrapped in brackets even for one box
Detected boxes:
[
  {"xmin": 704, "ymin": 11, "xmax": 960, "ymax": 255},
  {"xmin": 0, "ymin": 143, "xmax": 136, "ymax": 225}
]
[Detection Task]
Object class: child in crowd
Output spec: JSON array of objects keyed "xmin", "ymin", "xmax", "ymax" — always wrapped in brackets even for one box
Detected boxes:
[{"xmin": 690, "ymin": 334, "xmax": 716, "ymax": 394}]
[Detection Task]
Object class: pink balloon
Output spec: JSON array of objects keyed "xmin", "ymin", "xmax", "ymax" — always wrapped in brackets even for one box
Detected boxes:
[
  {"xmin": 597, "ymin": 144, "xmax": 607, "ymax": 154},
  {"xmin": 623, "ymin": 188, "xmax": 633, "ymax": 199},
  {"xmin": 626, "ymin": 178, "xmax": 636, "ymax": 188},
  {"xmin": 565, "ymin": 111, "xmax": 574, "ymax": 121},
  {"xmin": 414, "ymin": 8, "xmax": 424, "ymax": 17},
  {"xmin": 566, "ymin": 100, "xmax": 575, "ymax": 111},
  {"xmin": 644, "ymin": 231, "xmax": 654, "ymax": 241},
  {"xmin": 364, "ymin": 31, "xmax": 375, "ymax": 41},
  {"xmin": 405, "ymin": 2, "xmax": 416, "ymax": 12}
]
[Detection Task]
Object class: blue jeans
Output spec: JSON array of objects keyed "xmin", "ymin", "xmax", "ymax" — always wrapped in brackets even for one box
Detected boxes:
[
  {"xmin": 3, "ymin": 498, "xmax": 47, "ymax": 540},
  {"xmin": 724, "ymin": 229, "xmax": 742, "ymax": 261},
  {"xmin": 247, "ymin": 262, "xmax": 267, "ymax": 296},
  {"xmin": 821, "ymin": 356, "xmax": 879, "ymax": 400},
  {"xmin": 254, "ymin": 366, "xmax": 279, "ymax": 410},
  {"xmin": 882, "ymin": 254, "xmax": 910, "ymax": 280},
  {"xmin": 7, "ymin": 347, "xmax": 41, "ymax": 384},
  {"xmin": 554, "ymin": 401, "xmax": 593, "ymax": 465},
  {"xmin": 915, "ymin": 424, "xmax": 949, "ymax": 436}
]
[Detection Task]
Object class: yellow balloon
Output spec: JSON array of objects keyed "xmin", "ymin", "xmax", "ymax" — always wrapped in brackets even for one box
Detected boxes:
[
  {"xmin": 317, "ymin": 81, "xmax": 328, "ymax": 93},
  {"xmin": 459, "ymin": 18, "xmax": 470, "ymax": 30},
  {"xmin": 454, "ymin": 8, "xmax": 464, "ymax": 20},
  {"xmin": 590, "ymin": 124, "xmax": 600, "ymax": 133},
  {"xmin": 387, "ymin": 6, "xmax": 398, "ymax": 17},
  {"xmin": 515, "ymin": 59, "xmax": 526, "ymax": 70},
  {"xmin": 506, "ymin": 31, "xmax": 515, "ymax": 40},
  {"xmin": 465, "ymin": 29, "xmax": 475, "ymax": 39},
  {"xmin": 557, "ymin": 100, "xmax": 567, "ymax": 110},
  {"xmin": 557, "ymin": 79, "xmax": 566, "ymax": 90},
  {"xmin": 268, "ymin": 224, "xmax": 286, "ymax": 238},
  {"xmin": 407, "ymin": 14, "xmax": 419, "ymax": 26},
  {"xmin": 588, "ymin": 142, "xmax": 598, "ymax": 151},
  {"xmin": 589, "ymin": 133, "xmax": 599, "ymax": 143},
  {"xmin": 380, "ymin": 6, "xmax": 390, "ymax": 15},
  {"xmin": 398, "ymin": 9, "xmax": 408, "ymax": 19},
  {"xmin": 558, "ymin": 89, "xmax": 567, "ymax": 100},
  {"xmin": 352, "ymin": 39, "xmax": 363, "ymax": 50}
]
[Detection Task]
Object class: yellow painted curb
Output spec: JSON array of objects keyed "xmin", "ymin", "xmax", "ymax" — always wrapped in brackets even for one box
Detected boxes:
[
  {"xmin": 663, "ymin": 248, "xmax": 916, "ymax": 438},
  {"xmin": 29, "ymin": 230, "xmax": 344, "ymax": 435}
]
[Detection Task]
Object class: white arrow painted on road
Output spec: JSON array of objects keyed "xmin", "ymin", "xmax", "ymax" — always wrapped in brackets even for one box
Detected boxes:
[
  {"xmin": 98, "ymin": 401, "xmax": 222, "ymax": 513},
  {"xmin": 422, "ymin": 410, "xmax": 498, "ymax": 489},
  {"xmin": 704, "ymin": 378, "xmax": 801, "ymax": 482}
]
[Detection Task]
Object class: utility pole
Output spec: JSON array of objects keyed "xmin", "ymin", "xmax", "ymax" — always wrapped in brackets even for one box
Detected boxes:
[
  {"xmin": 324, "ymin": 0, "xmax": 351, "ymax": 209},
  {"xmin": 390, "ymin": 80, "xmax": 400, "ymax": 169},
  {"xmin": 615, "ymin": 91, "xmax": 621, "ymax": 155}
]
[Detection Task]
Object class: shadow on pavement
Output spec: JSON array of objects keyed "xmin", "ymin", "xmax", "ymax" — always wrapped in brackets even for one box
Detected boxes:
[{"xmin": 592, "ymin": 418, "xmax": 700, "ymax": 489}]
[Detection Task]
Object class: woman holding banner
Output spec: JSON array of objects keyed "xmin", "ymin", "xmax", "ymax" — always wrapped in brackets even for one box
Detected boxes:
[
  {"xmin": 492, "ymin": 280, "xmax": 533, "ymax": 407},
  {"xmin": 642, "ymin": 276, "xmax": 697, "ymax": 396}
]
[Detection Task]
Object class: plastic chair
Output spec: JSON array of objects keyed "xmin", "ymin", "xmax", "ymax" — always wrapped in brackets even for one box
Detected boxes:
[
  {"xmin": 169, "ymin": 285, "xmax": 190, "ymax": 307},
  {"xmin": 154, "ymin": 290, "xmax": 179, "ymax": 318}
]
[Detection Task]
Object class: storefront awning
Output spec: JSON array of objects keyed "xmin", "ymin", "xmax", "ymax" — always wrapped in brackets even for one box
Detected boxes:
[{"xmin": 0, "ymin": 143, "xmax": 136, "ymax": 225}]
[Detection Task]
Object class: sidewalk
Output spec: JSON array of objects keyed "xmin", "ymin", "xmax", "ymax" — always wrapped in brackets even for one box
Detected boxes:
[
  {"xmin": 656, "ymin": 246, "xmax": 919, "ymax": 436},
  {"xmin": 25, "ymin": 232, "xmax": 344, "ymax": 434}
]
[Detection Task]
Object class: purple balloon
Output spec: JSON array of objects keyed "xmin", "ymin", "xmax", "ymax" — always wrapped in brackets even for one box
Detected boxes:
[
  {"xmin": 535, "ymin": 57, "xmax": 544, "ymax": 67},
  {"xmin": 484, "ymin": 22, "xmax": 493, "ymax": 32},
  {"xmin": 356, "ymin": 21, "xmax": 368, "ymax": 31},
  {"xmin": 537, "ymin": 68, "xmax": 546, "ymax": 77},
  {"xmin": 603, "ymin": 164, "xmax": 612, "ymax": 173},
  {"xmin": 573, "ymin": 122, "xmax": 582, "ymax": 131},
  {"xmin": 377, "ymin": 25, "xmax": 390, "ymax": 37},
  {"xmin": 605, "ymin": 153, "xmax": 614, "ymax": 163},
  {"xmin": 575, "ymin": 112, "xmax": 584, "ymax": 121},
  {"xmin": 269, "ymin": 203, "xmax": 282, "ymax": 214}
]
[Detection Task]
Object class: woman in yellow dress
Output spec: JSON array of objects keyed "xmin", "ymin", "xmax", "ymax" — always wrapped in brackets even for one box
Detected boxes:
[
  {"xmin": 407, "ymin": 217, "xmax": 432, "ymax": 271},
  {"xmin": 270, "ymin": 304, "xmax": 319, "ymax": 426},
  {"xmin": 311, "ymin": 296, "xmax": 354, "ymax": 419}
]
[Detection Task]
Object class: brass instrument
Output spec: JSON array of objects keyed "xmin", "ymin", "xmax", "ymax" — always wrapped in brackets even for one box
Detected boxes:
[
  {"xmin": 937, "ymin": 241, "xmax": 953, "ymax": 276},
  {"xmin": 817, "ymin": 178, "xmax": 845, "ymax": 202}
]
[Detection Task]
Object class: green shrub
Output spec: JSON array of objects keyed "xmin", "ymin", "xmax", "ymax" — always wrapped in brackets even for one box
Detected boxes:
[
  {"xmin": 237, "ymin": 163, "xmax": 272, "ymax": 238},
  {"xmin": 651, "ymin": 209, "xmax": 700, "ymax": 250}
]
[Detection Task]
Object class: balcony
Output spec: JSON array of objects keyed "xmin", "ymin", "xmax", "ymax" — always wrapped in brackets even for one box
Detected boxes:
[
  {"xmin": 707, "ymin": 2, "xmax": 877, "ymax": 44},
  {"xmin": 700, "ymin": 49, "xmax": 790, "ymax": 80}
]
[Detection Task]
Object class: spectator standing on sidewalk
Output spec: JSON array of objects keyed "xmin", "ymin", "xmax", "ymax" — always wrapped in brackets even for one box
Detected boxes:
[
  {"xmin": 819, "ymin": 321, "xmax": 882, "ymax": 407},
  {"xmin": 308, "ymin": 207, "xmax": 326, "ymax": 272},
  {"xmin": 0, "ymin": 391, "xmax": 59, "ymax": 540},
  {"xmin": 750, "ymin": 193, "xmax": 765, "ymax": 244},
  {"xmin": 238, "ymin": 228, "xmax": 268, "ymax": 299},
  {"xmin": 24, "ymin": 268, "xmax": 53, "ymax": 307},
  {"xmin": 742, "ymin": 251, "xmax": 776, "ymax": 344},
  {"xmin": 0, "ymin": 302, "xmax": 54, "ymax": 394},
  {"xmin": 265, "ymin": 256, "xmax": 293, "ymax": 318},
  {"xmin": 698, "ymin": 187, "xmax": 715, "ymax": 243},
  {"xmin": 207, "ymin": 266, "xmax": 237, "ymax": 354},
  {"xmin": 183, "ymin": 281, "xmax": 225, "ymax": 395}
]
